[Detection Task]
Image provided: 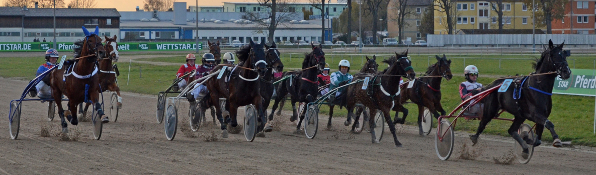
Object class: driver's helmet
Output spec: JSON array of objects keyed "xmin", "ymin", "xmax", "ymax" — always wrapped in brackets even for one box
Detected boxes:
[
  {"xmin": 45, "ymin": 49, "xmax": 59, "ymax": 61},
  {"xmin": 223, "ymin": 52, "xmax": 235, "ymax": 64},
  {"xmin": 323, "ymin": 63, "xmax": 330, "ymax": 72},
  {"xmin": 464, "ymin": 65, "xmax": 479, "ymax": 82},
  {"xmin": 186, "ymin": 53, "xmax": 196, "ymax": 62},
  {"xmin": 202, "ymin": 53, "xmax": 216, "ymax": 68}
]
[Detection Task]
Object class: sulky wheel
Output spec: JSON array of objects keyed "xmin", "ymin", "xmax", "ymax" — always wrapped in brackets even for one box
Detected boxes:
[
  {"xmin": 372, "ymin": 110, "xmax": 385, "ymax": 143},
  {"xmin": 92, "ymin": 104, "xmax": 104, "ymax": 140},
  {"xmin": 353, "ymin": 106, "xmax": 368, "ymax": 134},
  {"xmin": 514, "ymin": 123, "xmax": 536, "ymax": 164},
  {"xmin": 156, "ymin": 92, "xmax": 166, "ymax": 123},
  {"xmin": 164, "ymin": 103, "xmax": 178, "ymax": 141},
  {"xmin": 110, "ymin": 93, "xmax": 119, "ymax": 122},
  {"xmin": 244, "ymin": 104, "xmax": 257, "ymax": 142},
  {"xmin": 47, "ymin": 101, "xmax": 55, "ymax": 121},
  {"xmin": 189, "ymin": 102, "xmax": 203, "ymax": 132},
  {"xmin": 420, "ymin": 108, "xmax": 433, "ymax": 136},
  {"xmin": 304, "ymin": 105, "xmax": 319, "ymax": 139},
  {"xmin": 435, "ymin": 119, "xmax": 454, "ymax": 161},
  {"xmin": 9, "ymin": 101, "xmax": 21, "ymax": 140}
]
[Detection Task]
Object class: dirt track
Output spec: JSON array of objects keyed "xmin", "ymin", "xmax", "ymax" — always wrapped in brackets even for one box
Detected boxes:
[{"xmin": 1, "ymin": 77, "xmax": 596, "ymax": 174}]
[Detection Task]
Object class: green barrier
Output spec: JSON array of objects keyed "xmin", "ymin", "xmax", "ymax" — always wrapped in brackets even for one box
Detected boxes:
[
  {"xmin": 0, "ymin": 42, "xmax": 202, "ymax": 52},
  {"xmin": 553, "ymin": 68, "xmax": 596, "ymax": 96}
]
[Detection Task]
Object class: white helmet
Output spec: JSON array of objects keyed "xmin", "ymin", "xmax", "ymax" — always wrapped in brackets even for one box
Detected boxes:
[
  {"xmin": 338, "ymin": 60, "xmax": 350, "ymax": 68},
  {"xmin": 223, "ymin": 52, "xmax": 235, "ymax": 63},
  {"xmin": 464, "ymin": 65, "xmax": 478, "ymax": 75}
]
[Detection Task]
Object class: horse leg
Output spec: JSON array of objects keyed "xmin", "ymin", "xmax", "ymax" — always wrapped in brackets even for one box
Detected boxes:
[
  {"xmin": 327, "ymin": 104, "xmax": 334, "ymax": 129},
  {"xmin": 254, "ymin": 97, "xmax": 266, "ymax": 135},
  {"xmin": 109, "ymin": 83, "xmax": 122, "ymax": 109},
  {"xmin": 80, "ymin": 102, "xmax": 91, "ymax": 121},
  {"xmin": 533, "ymin": 124, "xmax": 544, "ymax": 147},
  {"xmin": 66, "ymin": 102, "xmax": 79, "ymax": 125},
  {"xmin": 509, "ymin": 117, "xmax": 530, "ymax": 159},
  {"xmin": 344, "ymin": 104, "xmax": 352, "ymax": 126},
  {"xmin": 210, "ymin": 95, "xmax": 227, "ymax": 138},
  {"xmin": 294, "ymin": 103, "xmax": 306, "ymax": 134},
  {"xmin": 210, "ymin": 106, "xmax": 217, "ymax": 125},
  {"xmin": 383, "ymin": 107, "xmax": 402, "ymax": 147},
  {"xmin": 290, "ymin": 100, "xmax": 298, "ymax": 122},
  {"xmin": 264, "ymin": 97, "xmax": 276, "ymax": 132},
  {"xmin": 535, "ymin": 117, "xmax": 561, "ymax": 147},
  {"xmin": 277, "ymin": 97, "xmax": 286, "ymax": 116},
  {"xmin": 470, "ymin": 104, "xmax": 496, "ymax": 146},
  {"xmin": 54, "ymin": 92, "xmax": 68, "ymax": 133}
]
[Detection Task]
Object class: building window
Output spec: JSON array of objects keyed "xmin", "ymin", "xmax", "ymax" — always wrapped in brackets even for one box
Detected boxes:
[
  {"xmin": 522, "ymin": 4, "xmax": 527, "ymax": 11},
  {"xmin": 326, "ymin": 7, "xmax": 329, "ymax": 14},
  {"xmin": 470, "ymin": 17, "xmax": 475, "ymax": 24},
  {"xmin": 416, "ymin": 33, "xmax": 421, "ymax": 39},
  {"xmin": 310, "ymin": 7, "xmax": 313, "ymax": 12},
  {"xmin": 492, "ymin": 17, "xmax": 497, "ymax": 23},
  {"xmin": 0, "ymin": 32, "xmax": 20, "ymax": 36},
  {"xmin": 457, "ymin": 17, "xmax": 462, "ymax": 24},
  {"xmin": 479, "ymin": 23, "xmax": 488, "ymax": 29},
  {"xmin": 258, "ymin": 7, "xmax": 261, "ymax": 11},
  {"xmin": 584, "ymin": 16, "xmax": 589, "ymax": 23},
  {"xmin": 416, "ymin": 20, "xmax": 421, "ymax": 26},
  {"xmin": 416, "ymin": 7, "xmax": 421, "ymax": 14},
  {"xmin": 479, "ymin": 2, "xmax": 488, "ymax": 7},
  {"xmin": 289, "ymin": 7, "xmax": 295, "ymax": 12},
  {"xmin": 471, "ymin": 3, "xmax": 475, "ymax": 10},
  {"xmin": 523, "ymin": 17, "xmax": 527, "ymax": 24},
  {"xmin": 85, "ymin": 18, "xmax": 99, "ymax": 25},
  {"xmin": 578, "ymin": 1, "xmax": 589, "ymax": 9},
  {"xmin": 155, "ymin": 32, "xmax": 160, "ymax": 38},
  {"xmin": 107, "ymin": 19, "xmax": 112, "ymax": 25},
  {"xmin": 457, "ymin": 3, "xmax": 468, "ymax": 11},
  {"xmin": 239, "ymin": 7, "xmax": 246, "ymax": 12},
  {"xmin": 253, "ymin": 7, "xmax": 256, "ymax": 11},
  {"xmin": 463, "ymin": 17, "xmax": 468, "ymax": 24},
  {"xmin": 502, "ymin": 17, "xmax": 511, "ymax": 24},
  {"xmin": 333, "ymin": 7, "xmax": 336, "ymax": 12},
  {"xmin": 505, "ymin": 4, "xmax": 511, "ymax": 11},
  {"xmin": 457, "ymin": 4, "xmax": 461, "ymax": 10},
  {"xmin": 140, "ymin": 32, "xmax": 145, "ymax": 37},
  {"xmin": 479, "ymin": 9, "xmax": 488, "ymax": 17}
]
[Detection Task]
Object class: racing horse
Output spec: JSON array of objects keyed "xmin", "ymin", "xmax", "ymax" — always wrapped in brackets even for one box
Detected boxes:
[
  {"xmin": 80, "ymin": 35, "xmax": 122, "ymax": 122},
  {"xmin": 50, "ymin": 26, "xmax": 106, "ymax": 132},
  {"xmin": 344, "ymin": 51, "xmax": 415, "ymax": 147},
  {"xmin": 267, "ymin": 43, "xmax": 326, "ymax": 133},
  {"xmin": 324, "ymin": 55, "xmax": 379, "ymax": 129},
  {"xmin": 205, "ymin": 39, "xmax": 269, "ymax": 137},
  {"xmin": 395, "ymin": 54, "xmax": 452, "ymax": 135},
  {"xmin": 260, "ymin": 42, "xmax": 284, "ymax": 132},
  {"xmin": 470, "ymin": 40, "xmax": 571, "ymax": 158},
  {"xmin": 208, "ymin": 40, "xmax": 222, "ymax": 64}
]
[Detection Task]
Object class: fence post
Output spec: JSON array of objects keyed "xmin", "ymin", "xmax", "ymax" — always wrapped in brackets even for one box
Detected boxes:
[
  {"xmin": 428, "ymin": 56, "xmax": 430, "ymax": 67},
  {"xmin": 499, "ymin": 58, "xmax": 501, "ymax": 69},
  {"xmin": 463, "ymin": 57, "xmax": 466, "ymax": 68},
  {"xmin": 351, "ymin": 55, "xmax": 353, "ymax": 63},
  {"xmin": 361, "ymin": 55, "xmax": 364, "ymax": 65},
  {"xmin": 289, "ymin": 53, "xmax": 292, "ymax": 62},
  {"xmin": 139, "ymin": 66, "xmax": 142, "ymax": 78}
]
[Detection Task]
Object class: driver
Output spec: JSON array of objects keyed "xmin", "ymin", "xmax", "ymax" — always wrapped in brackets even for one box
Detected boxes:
[
  {"xmin": 176, "ymin": 53, "xmax": 199, "ymax": 90},
  {"xmin": 223, "ymin": 52, "xmax": 236, "ymax": 65},
  {"xmin": 186, "ymin": 53, "xmax": 216, "ymax": 105},
  {"xmin": 329, "ymin": 60, "xmax": 353, "ymax": 104},
  {"xmin": 318, "ymin": 65, "xmax": 331, "ymax": 95},
  {"xmin": 30, "ymin": 49, "xmax": 59, "ymax": 98},
  {"xmin": 459, "ymin": 65, "xmax": 483, "ymax": 116}
]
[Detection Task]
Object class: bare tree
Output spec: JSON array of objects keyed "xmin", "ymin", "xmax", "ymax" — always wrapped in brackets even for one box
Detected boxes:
[
  {"xmin": 143, "ymin": 0, "xmax": 173, "ymax": 11},
  {"xmin": 435, "ymin": 0, "xmax": 456, "ymax": 34},
  {"xmin": 389, "ymin": 0, "xmax": 410, "ymax": 44},
  {"xmin": 4, "ymin": 0, "xmax": 33, "ymax": 7},
  {"xmin": 67, "ymin": 0, "xmax": 97, "ymax": 8},
  {"xmin": 418, "ymin": 4, "xmax": 434, "ymax": 40},
  {"xmin": 522, "ymin": 0, "xmax": 568, "ymax": 34},
  {"xmin": 245, "ymin": 0, "xmax": 298, "ymax": 44},
  {"xmin": 34, "ymin": 0, "xmax": 66, "ymax": 8},
  {"xmin": 364, "ymin": 0, "xmax": 389, "ymax": 44},
  {"xmin": 489, "ymin": 0, "xmax": 504, "ymax": 33},
  {"xmin": 309, "ymin": 0, "xmax": 326, "ymax": 43}
]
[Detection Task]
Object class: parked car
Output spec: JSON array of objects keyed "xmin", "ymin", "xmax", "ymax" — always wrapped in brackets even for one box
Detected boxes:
[
  {"xmin": 351, "ymin": 41, "xmax": 365, "ymax": 46},
  {"xmin": 383, "ymin": 38, "xmax": 398, "ymax": 45},
  {"xmin": 335, "ymin": 41, "xmax": 346, "ymax": 45},
  {"xmin": 283, "ymin": 41, "xmax": 294, "ymax": 45},
  {"xmin": 323, "ymin": 41, "xmax": 334, "ymax": 45},
  {"xmin": 296, "ymin": 40, "xmax": 309, "ymax": 45},
  {"xmin": 231, "ymin": 40, "xmax": 243, "ymax": 47},
  {"xmin": 414, "ymin": 40, "xmax": 427, "ymax": 46},
  {"xmin": 310, "ymin": 41, "xmax": 320, "ymax": 45}
]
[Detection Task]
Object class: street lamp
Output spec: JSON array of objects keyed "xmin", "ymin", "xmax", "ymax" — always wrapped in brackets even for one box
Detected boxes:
[
  {"xmin": 196, "ymin": 0, "xmax": 199, "ymax": 53},
  {"xmin": 532, "ymin": 0, "xmax": 535, "ymax": 52},
  {"xmin": 53, "ymin": 0, "xmax": 56, "ymax": 49},
  {"xmin": 357, "ymin": 0, "xmax": 362, "ymax": 52},
  {"xmin": 379, "ymin": 18, "xmax": 383, "ymax": 44}
]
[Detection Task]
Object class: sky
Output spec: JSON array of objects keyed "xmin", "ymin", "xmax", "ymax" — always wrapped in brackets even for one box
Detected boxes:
[{"xmin": 94, "ymin": 0, "xmax": 333, "ymax": 11}]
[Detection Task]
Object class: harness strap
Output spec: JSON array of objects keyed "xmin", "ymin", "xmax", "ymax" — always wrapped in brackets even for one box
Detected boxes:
[
  {"xmin": 529, "ymin": 86, "xmax": 553, "ymax": 96},
  {"xmin": 64, "ymin": 61, "xmax": 98, "ymax": 79},
  {"xmin": 99, "ymin": 70, "xmax": 117, "ymax": 74},
  {"xmin": 378, "ymin": 77, "xmax": 400, "ymax": 109},
  {"xmin": 239, "ymin": 74, "xmax": 259, "ymax": 81},
  {"xmin": 301, "ymin": 77, "xmax": 318, "ymax": 84}
]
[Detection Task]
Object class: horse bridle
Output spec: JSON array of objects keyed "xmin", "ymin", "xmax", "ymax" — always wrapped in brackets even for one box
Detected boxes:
[
  {"xmin": 250, "ymin": 47, "xmax": 268, "ymax": 68},
  {"xmin": 427, "ymin": 58, "xmax": 450, "ymax": 78},
  {"xmin": 266, "ymin": 48, "xmax": 281, "ymax": 69},
  {"xmin": 106, "ymin": 40, "xmax": 119, "ymax": 61},
  {"xmin": 85, "ymin": 35, "xmax": 103, "ymax": 60},
  {"xmin": 210, "ymin": 45, "xmax": 221, "ymax": 60}
]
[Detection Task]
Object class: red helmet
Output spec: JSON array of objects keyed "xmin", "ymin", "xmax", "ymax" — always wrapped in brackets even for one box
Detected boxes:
[{"xmin": 186, "ymin": 53, "xmax": 196, "ymax": 61}]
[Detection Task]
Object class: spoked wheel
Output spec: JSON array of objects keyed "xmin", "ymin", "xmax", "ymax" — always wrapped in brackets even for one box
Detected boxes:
[
  {"xmin": 164, "ymin": 103, "xmax": 178, "ymax": 141},
  {"xmin": 9, "ymin": 101, "xmax": 21, "ymax": 140},
  {"xmin": 353, "ymin": 106, "xmax": 368, "ymax": 134},
  {"xmin": 514, "ymin": 123, "xmax": 536, "ymax": 164},
  {"xmin": 420, "ymin": 108, "xmax": 433, "ymax": 135},
  {"xmin": 244, "ymin": 104, "xmax": 257, "ymax": 142},
  {"xmin": 47, "ymin": 101, "xmax": 55, "ymax": 121},
  {"xmin": 189, "ymin": 103, "xmax": 203, "ymax": 132},
  {"xmin": 372, "ymin": 110, "xmax": 385, "ymax": 142},
  {"xmin": 156, "ymin": 92, "xmax": 166, "ymax": 123},
  {"xmin": 110, "ymin": 93, "xmax": 119, "ymax": 122},
  {"xmin": 435, "ymin": 119, "xmax": 454, "ymax": 161},
  {"xmin": 91, "ymin": 105, "xmax": 103, "ymax": 140},
  {"xmin": 304, "ymin": 105, "xmax": 319, "ymax": 139}
]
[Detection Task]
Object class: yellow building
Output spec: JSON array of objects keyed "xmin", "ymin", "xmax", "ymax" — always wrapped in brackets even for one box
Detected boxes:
[{"xmin": 434, "ymin": 1, "xmax": 538, "ymax": 34}]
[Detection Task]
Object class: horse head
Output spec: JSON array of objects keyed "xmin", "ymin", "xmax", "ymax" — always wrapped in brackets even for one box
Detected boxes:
[
  {"xmin": 81, "ymin": 26, "xmax": 106, "ymax": 61},
  {"xmin": 542, "ymin": 40, "xmax": 571, "ymax": 79},
  {"xmin": 104, "ymin": 35, "xmax": 119, "ymax": 62},
  {"xmin": 248, "ymin": 39, "xmax": 268, "ymax": 76},
  {"xmin": 393, "ymin": 50, "xmax": 415, "ymax": 80},
  {"xmin": 307, "ymin": 43, "xmax": 326, "ymax": 71},
  {"xmin": 265, "ymin": 42, "xmax": 284, "ymax": 73},
  {"xmin": 208, "ymin": 40, "xmax": 221, "ymax": 64},
  {"xmin": 433, "ymin": 54, "xmax": 452, "ymax": 80},
  {"xmin": 362, "ymin": 55, "xmax": 379, "ymax": 73}
]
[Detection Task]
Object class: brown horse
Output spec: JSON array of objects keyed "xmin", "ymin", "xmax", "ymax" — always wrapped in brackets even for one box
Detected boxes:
[
  {"xmin": 50, "ymin": 27, "xmax": 106, "ymax": 133},
  {"xmin": 207, "ymin": 40, "xmax": 222, "ymax": 64},
  {"xmin": 344, "ymin": 51, "xmax": 415, "ymax": 147},
  {"xmin": 395, "ymin": 54, "xmax": 452, "ymax": 135},
  {"xmin": 205, "ymin": 39, "xmax": 268, "ymax": 137}
]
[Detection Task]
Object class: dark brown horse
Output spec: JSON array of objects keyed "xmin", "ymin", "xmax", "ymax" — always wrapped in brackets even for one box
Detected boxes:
[
  {"xmin": 205, "ymin": 39, "xmax": 269, "ymax": 137},
  {"xmin": 471, "ymin": 40, "xmax": 571, "ymax": 158},
  {"xmin": 208, "ymin": 40, "xmax": 222, "ymax": 64},
  {"xmin": 260, "ymin": 42, "xmax": 284, "ymax": 132},
  {"xmin": 344, "ymin": 51, "xmax": 415, "ymax": 147},
  {"xmin": 267, "ymin": 44, "xmax": 326, "ymax": 133},
  {"xmin": 395, "ymin": 54, "xmax": 452, "ymax": 135},
  {"xmin": 50, "ymin": 27, "xmax": 106, "ymax": 133},
  {"xmin": 80, "ymin": 35, "xmax": 122, "ymax": 122}
]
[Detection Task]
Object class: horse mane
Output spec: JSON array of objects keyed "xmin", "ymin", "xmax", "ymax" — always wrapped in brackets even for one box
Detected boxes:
[
  {"xmin": 381, "ymin": 56, "xmax": 397, "ymax": 73},
  {"xmin": 426, "ymin": 63, "xmax": 437, "ymax": 75},
  {"xmin": 302, "ymin": 52, "xmax": 312, "ymax": 69},
  {"xmin": 236, "ymin": 44, "xmax": 251, "ymax": 62}
]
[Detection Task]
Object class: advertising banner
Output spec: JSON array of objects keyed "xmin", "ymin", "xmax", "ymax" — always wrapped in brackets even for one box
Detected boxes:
[
  {"xmin": 553, "ymin": 69, "xmax": 596, "ymax": 97},
  {"xmin": 0, "ymin": 42, "xmax": 202, "ymax": 52}
]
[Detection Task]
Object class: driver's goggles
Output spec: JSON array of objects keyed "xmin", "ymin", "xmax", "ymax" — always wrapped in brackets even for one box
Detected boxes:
[
  {"xmin": 468, "ymin": 73, "xmax": 478, "ymax": 76},
  {"xmin": 205, "ymin": 61, "xmax": 215, "ymax": 64},
  {"xmin": 340, "ymin": 66, "xmax": 349, "ymax": 69}
]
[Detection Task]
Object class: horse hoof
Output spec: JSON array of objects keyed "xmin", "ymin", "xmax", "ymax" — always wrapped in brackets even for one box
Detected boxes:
[
  {"xmin": 553, "ymin": 139, "xmax": 562, "ymax": 147},
  {"xmin": 256, "ymin": 132, "xmax": 266, "ymax": 137},
  {"xmin": 290, "ymin": 115, "xmax": 297, "ymax": 122},
  {"xmin": 344, "ymin": 120, "xmax": 351, "ymax": 126},
  {"xmin": 263, "ymin": 125, "xmax": 273, "ymax": 132},
  {"xmin": 293, "ymin": 130, "xmax": 302, "ymax": 135},
  {"xmin": 101, "ymin": 117, "xmax": 110, "ymax": 123},
  {"xmin": 221, "ymin": 130, "xmax": 228, "ymax": 138},
  {"xmin": 67, "ymin": 115, "xmax": 78, "ymax": 125},
  {"xmin": 62, "ymin": 128, "xmax": 68, "ymax": 133},
  {"xmin": 469, "ymin": 135, "xmax": 479, "ymax": 146},
  {"xmin": 395, "ymin": 143, "xmax": 403, "ymax": 147},
  {"xmin": 117, "ymin": 102, "xmax": 122, "ymax": 109},
  {"xmin": 521, "ymin": 151, "xmax": 529, "ymax": 159},
  {"xmin": 372, "ymin": 139, "xmax": 380, "ymax": 144},
  {"xmin": 534, "ymin": 140, "xmax": 542, "ymax": 147}
]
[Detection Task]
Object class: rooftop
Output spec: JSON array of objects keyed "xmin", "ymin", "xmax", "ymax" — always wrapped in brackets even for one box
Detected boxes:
[{"xmin": 0, "ymin": 7, "xmax": 120, "ymax": 17}]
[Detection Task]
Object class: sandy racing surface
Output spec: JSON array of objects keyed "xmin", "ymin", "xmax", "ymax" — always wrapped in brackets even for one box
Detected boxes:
[{"xmin": 1, "ymin": 76, "xmax": 596, "ymax": 174}]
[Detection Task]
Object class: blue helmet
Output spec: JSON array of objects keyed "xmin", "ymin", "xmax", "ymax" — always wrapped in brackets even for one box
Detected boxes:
[{"xmin": 45, "ymin": 49, "xmax": 59, "ymax": 59}]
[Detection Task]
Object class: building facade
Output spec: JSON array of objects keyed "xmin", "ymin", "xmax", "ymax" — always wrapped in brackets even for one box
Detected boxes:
[
  {"xmin": 387, "ymin": 0, "xmax": 432, "ymax": 42},
  {"xmin": 434, "ymin": 1, "xmax": 537, "ymax": 34},
  {"xmin": 0, "ymin": 7, "xmax": 120, "ymax": 42},
  {"xmin": 189, "ymin": 6, "xmax": 224, "ymax": 12},
  {"xmin": 222, "ymin": 2, "xmax": 347, "ymax": 18},
  {"xmin": 551, "ymin": 0, "xmax": 596, "ymax": 34}
]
